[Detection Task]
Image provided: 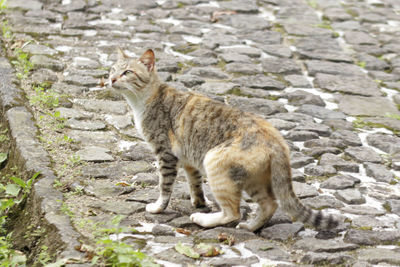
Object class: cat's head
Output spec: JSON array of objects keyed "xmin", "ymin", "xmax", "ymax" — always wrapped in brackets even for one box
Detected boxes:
[{"xmin": 109, "ymin": 48, "xmax": 157, "ymax": 93}]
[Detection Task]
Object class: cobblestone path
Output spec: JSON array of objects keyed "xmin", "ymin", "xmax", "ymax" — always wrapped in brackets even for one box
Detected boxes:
[{"xmin": 1, "ymin": 0, "xmax": 400, "ymax": 266}]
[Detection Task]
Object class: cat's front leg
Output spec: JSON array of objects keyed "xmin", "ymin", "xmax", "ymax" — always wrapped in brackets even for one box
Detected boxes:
[
  {"xmin": 146, "ymin": 150, "xmax": 178, "ymax": 213},
  {"xmin": 183, "ymin": 165, "xmax": 206, "ymax": 208}
]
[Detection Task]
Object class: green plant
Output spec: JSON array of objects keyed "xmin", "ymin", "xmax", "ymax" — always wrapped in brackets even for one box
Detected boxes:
[
  {"xmin": 37, "ymin": 245, "xmax": 51, "ymax": 265},
  {"xmin": 92, "ymin": 215, "xmax": 159, "ymax": 267},
  {"xmin": 1, "ymin": 21, "xmax": 12, "ymax": 40},
  {"xmin": 0, "ymin": 234, "xmax": 26, "ymax": 267},
  {"xmin": 29, "ymin": 84, "xmax": 60, "ymax": 109},
  {"xmin": 11, "ymin": 49, "xmax": 33, "ymax": 80}
]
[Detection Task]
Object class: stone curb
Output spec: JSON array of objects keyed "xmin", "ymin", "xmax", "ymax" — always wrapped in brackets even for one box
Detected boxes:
[{"xmin": 0, "ymin": 51, "xmax": 82, "ymax": 261}]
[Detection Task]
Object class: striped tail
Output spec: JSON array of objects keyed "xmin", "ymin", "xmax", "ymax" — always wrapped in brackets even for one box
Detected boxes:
[{"xmin": 270, "ymin": 147, "xmax": 338, "ymax": 230}]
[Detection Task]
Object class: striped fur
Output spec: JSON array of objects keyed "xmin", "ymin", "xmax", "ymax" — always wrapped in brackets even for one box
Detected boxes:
[{"xmin": 109, "ymin": 48, "xmax": 338, "ymax": 231}]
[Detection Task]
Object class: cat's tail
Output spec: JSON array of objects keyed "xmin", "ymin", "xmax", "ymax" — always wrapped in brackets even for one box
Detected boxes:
[{"xmin": 270, "ymin": 147, "xmax": 338, "ymax": 230}]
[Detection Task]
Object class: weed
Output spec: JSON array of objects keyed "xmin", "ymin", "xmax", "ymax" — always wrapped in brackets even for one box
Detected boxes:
[
  {"xmin": 29, "ymin": 84, "xmax": 61, "ymax": 109},
  {"xmin": 11, "ymin": 49, "xmax": 33, "ymax": 80},
  {"xmin": 36, "ymin": 245, "xmax": 51, "ymax": 265},
  {"xmin": 356, "ymin": 61, "xmax": 366, "ymax": 69},
  {"xmin": 69, "ymin": 154, "xmax": 81, "ymax": 166},
  {"xmin": 92, "ymin": 215, "xmax": 159, "ymax": 267},
  {"xmin": 1, "ymin": 21, "xmax": 12, "ymax": 40},
  {"xmin": 60, "ymin": 202, "xmax": 74, "ymax": 218}
]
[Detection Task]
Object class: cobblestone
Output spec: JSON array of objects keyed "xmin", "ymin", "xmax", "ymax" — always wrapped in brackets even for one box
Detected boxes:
[{"xmin": 1, "ymin": 0, "xmax": 400, "ymax": 265}]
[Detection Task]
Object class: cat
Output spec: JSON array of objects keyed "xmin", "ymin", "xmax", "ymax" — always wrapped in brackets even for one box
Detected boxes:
[{"xmin": 109, "ymin": 48, "xmax": 338, "ymax": 232}]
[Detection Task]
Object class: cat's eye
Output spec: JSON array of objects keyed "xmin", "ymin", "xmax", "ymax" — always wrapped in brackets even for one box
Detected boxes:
[{"xmin": 122, "ymin": 70, "xmax": 134, "ymax": 76}]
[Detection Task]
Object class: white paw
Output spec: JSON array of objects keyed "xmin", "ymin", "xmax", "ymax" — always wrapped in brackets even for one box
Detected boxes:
[
  {"xmin": 190, "ymin": 212, "xmax": 206, "ymax": 226},
  {"xmin": 146, "ymin": 202, "xmax": 163, "ymax": 214},
  {"xmin": 237, "ymin": 222, "xmax": 250, "ymax": 230}
]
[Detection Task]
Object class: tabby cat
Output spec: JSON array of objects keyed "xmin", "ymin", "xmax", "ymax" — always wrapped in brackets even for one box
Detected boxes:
[{"xmin": 109, "ymin": 48, "xmax": 338, "ymax": 231}]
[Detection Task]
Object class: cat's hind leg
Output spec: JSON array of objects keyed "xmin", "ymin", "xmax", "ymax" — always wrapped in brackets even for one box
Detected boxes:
[
  {"xmin": 237, "ymin": 187, "xmax": 277, "ymax": 231},
  {"xmin": 190, "ymin": 150, "xmax": 242, "ymax": 228},
  {"xmin": 146, "ymin": 150, "xmax": 178, "ymax": 213},
  {"xmin": 183, "ymin": 165, "xmax": 206, "ymax": 208}
]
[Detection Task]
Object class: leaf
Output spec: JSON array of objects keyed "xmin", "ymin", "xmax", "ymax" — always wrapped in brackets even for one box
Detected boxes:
[
  {"xmin": 176, "ymin": 228, "xmax": 191, "ymax": 235},
  {"xmin": 195, "ymin": 243, "xmax": 222, "ymax": 257},
  {"xmin": 5, "ymin": 183, "xmax": 21, "ymax": 197},
  {"xmin": 0, "ymin": 152, "xmax": 7, "ymax": 164},
  {"xmin": 9, "ymin": 176, "xmax": 26, "ymax": 189},
  {"xmin": 174, "ymin": 242, "xmax": 200, "ymax": 259}
]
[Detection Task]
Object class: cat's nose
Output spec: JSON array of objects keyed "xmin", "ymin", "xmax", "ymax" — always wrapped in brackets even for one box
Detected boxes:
[{"xmin": 111, "ymin": 77, "xmax": 117, "ymax": 85}]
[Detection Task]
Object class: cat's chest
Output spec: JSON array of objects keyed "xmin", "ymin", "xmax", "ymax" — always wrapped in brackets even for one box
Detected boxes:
[{"xmin": 132, "ymin": 109, "xmax": 145, "ymax": 138}]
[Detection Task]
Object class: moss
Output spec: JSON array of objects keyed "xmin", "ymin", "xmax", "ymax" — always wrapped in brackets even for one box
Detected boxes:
[{"xmin": 272, "ymin": 23, "xmax": 285, "ymax": 34}]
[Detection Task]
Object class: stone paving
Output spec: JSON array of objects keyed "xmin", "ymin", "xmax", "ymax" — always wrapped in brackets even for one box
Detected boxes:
[{"xmin": 1, "ymin": 0, "xmax": 400, "ymax": 266}]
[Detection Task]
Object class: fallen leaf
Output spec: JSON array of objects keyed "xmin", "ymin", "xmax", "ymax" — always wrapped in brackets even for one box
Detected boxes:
[
  {"xmin": 115, "ymin": 181, "xmax": 130, "ymax": 187},
  {"xmin": 99, "ymin": 77, "xmax": 106, "ymax": 87},
  {"xmin": 175, "ymin": 242, "xmax": 200, "ymax": 259},
  {"xmin": 176, "ymin": 228, "xmax": 191, "ymax": 235},
  {"xmin": 218, "ymin": 232, "xmax": 235, "ymax": 246},
  {"xmin": 210, "ymin": 10, "xmax": 237, "ymax": 22},
  {"xmin": 195, "ymin": 243, "xmax": 223, "ymax": 257}
]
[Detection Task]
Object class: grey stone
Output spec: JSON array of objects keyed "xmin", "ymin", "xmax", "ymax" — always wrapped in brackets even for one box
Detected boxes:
[
  {"xmin": 283, "ymin": 23, "xmax": 332, "ymax": 36},
  {"xmin": 175, "ymin": 74, "xmax": 205, "ymax": 87},
  {"xmin": 301, "ymin": 252, "xmax": 355, "ymax": 265},
  {"xmin": 285, "ymin": 90, "xmax": 325, "ymax": 107},
  {"xmin": 227, "ymin": 95, "xmax": 286, "ymax": 116},
  {"xmin": 65, "ymin": 119, "xmax": 106, "ymax": 131},
  {"xmin": 197, "ymin": 82, "xmax": 237, "ymax": 95},
  {"xmin": 323, "ymin": 7, "xmax": 353, "ymax": 21},
  {"xmin": 271, "ymin": 112, "xmax": 314, "ymax": 123},
  {"xmin": 323, "ymin": 119, "xmax": 354, "ymax": 131},
  {"xmin": 344, "ymin": 229, "xmax": 400, "ymax": 246},
  {"xmin": 130, "ymin": 172, "xmax": 158, "ymax": 186},
  {"xmin": 367, "ymin": 133, "xmax": 400, "ymax": 154},
  {"xmin": 266, "ymin": 118, "xmax": 296, "ymax": 131},
  {"xmin": 344, "ymin": 147, "xmax": 382, "ymax": 163},
  {"xmin": 105, "ymin": 114, "xmax": 133, "ymax": 130},
  {"xmin": 296, "ymin": 104, "xmax": 346, "ymax": 120},
  {"xmin": 67, "ymin": 130, "xmax": 117, "ymax": 145},
  {"xmin": 344, "ymin": 31, "xmax": 379, "ymax": 45},
  {"xmin": 8, "ymin": 0, "xmax": 42, "ymax": 10},
  {"xmin": 304, "ymin": 164, "xmax": 337, "ymax": 177},
  {"xmin": 303, "ymin": 147, "xmax": 342, "ymax": 158},
  {"xmin": 306, "ymin": 60, "xmax": 364, "ymax": 76},
  {"xmin": 151, "ymin": 225, "xmax": 175, "ymax": 236},
  {"xmin": 358, "ymin": 248, "xmax": 400, "ymax": 265},
  {"xmin": 188, "ymin": 67, "xmax": 229, "ymax": 80},
  {"xmin": 294, "ymin": 36, "xmax": 341, "ymax": 52},
  {"xmin": 358, "ymin": 53, "xmax": 390, "ymax": 71},
  {"xmin": 334, "ymin": 189, "xmax": 365, "ymax": 205},
  {"xmin": 331, "ymin": 130, "xmax": 362, "ymax": 146},
  {"xmin": 52, "ymin": 83, "xmax": 87, "ymax": 95},
  {"xmin": 292, "ymin": 122, "xmax": 331, "ymax": 136},
  {"xmin": 154, "ymin": 247, "xmax": 195, "ymax": 265},
  {"xmin": 291, "ymin": 152, "xmax": 315, "ymax": 168},
  {"xmin": 74, "ymin": 99, "xmax": 127, "ymax": 115},
  {"xmin": 261, "ymin": 58, "xmax": 302, "ymax": 75},
  {"xmin": 232, "ymin": 75, "xmax": 285, "ymax": 90},
  {"xmin": 76, "ymin": 146, "xmax": 114, "ymax": 162},
  {"xmin": 195, "ymin": 227, "xmax": 257, "ymax": 243},
  {"xmin": 320, "ymin": 174, "xmax": 360, "ymax": 190},
  {"xmin": 218, "ymin": 52, "xmax": 252, "ymax": 63},
  {"xmin": 385, "ymin": 199, "xmax": 400, "ymax": 216},
  {"xmin": 292, "ymin": 237, "xmax": 359, "ymax": 252},
  {"xmin": 341, "ymin": 205, "xmax": 386, "ymax": 216},
  {"xmin": 216, "ymin": 46, "xmax": 262, "ymax": 58},
  {"xmin": 31, "ymin": 69, "xmax": 58, "ymax": 84},
  {"xmin": 72, "ymin": 57, "xmax": 100, "ymax": 69},
  {"xmin": 220, "ymin": 14, "xmax": 270, "ymax": 30},
  {"xmin": 219, "ymin": 0, "xmax": 259, "ymax": 13},
  {"xmin": 304, "ymin": 138, "xmax": 345, "ymax": 149},
  {"xmin": 284, "ymin": 75, "xmax": 311, "ymax": 88},
  {"xmin": 364, "ymin": 162, "xmax": 395, "ymax": 183},
  {"xmin": 298, "ymin": 49, "xmax": 353, "ymax": 63},
  {"xmin": 55, "ymin": 107, "xmax": 92, "ymax": 120},
  {"xmin": 244, "ymin": 239, "xmax": 291, "ymax": 261},
  {"xmin": 314, "ymin": 73, "xmax": 382, "ymax": 97},
  {"xmin": 363, "ymin": 117, "xmax": 400, "ymax": 133},
  {"xmin": 23, "ymin": 44, "xmax": 58, "ymax": 56},
  {"xmin": 293, "ymin": 182, "xmax": 318, "ymax": 199},
  {"xmin": 260, "ymin": 44, "xmax": 292, "ymax": 58},
  {"xmin": 285, "ymin": 130, "xmax": 319, "ymax": 141},
  {"xmin": 63, "ymin": 75, "xmax": 98, "ymax": 87},
  {"xmin": 260, "ymin": 222, "xmax": 304, "ymax": 241},
  {"xmin": 319, "ymin": 153, "xmax": 359, "ymax": 172},
  {"xmin": 352, "ymin": 215, "xmax": 398, "ymax": 229},
  {"xmin": 89, "ymin": 200, "xmax": 144, "ymax": 215},
  {"xmin": 145, "ymin": 211, "xmax": 181, "ymax": 224},
  {"xmin": 302, "ymin": 195, "xmax": 344, "ymax": 209},
  {"xmin": 339, "ymin": 96, "xmax": 400, "ymax": 117},
  {"xmin": 207, "ymin": 256, "xmax": 259, "ymax": 267},
  {"xmin": 225, "ymin": 62, "xmax": 262, "ymax": 75}
]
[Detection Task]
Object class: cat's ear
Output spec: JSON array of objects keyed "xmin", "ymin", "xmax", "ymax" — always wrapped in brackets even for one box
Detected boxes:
[
  {"xmin": 116, "ymin": 47, "xmax": 128, "ymax": 61},
  {"xmin": 139, "ymin": 49, "xmax": 155, "ymax": 72}
]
